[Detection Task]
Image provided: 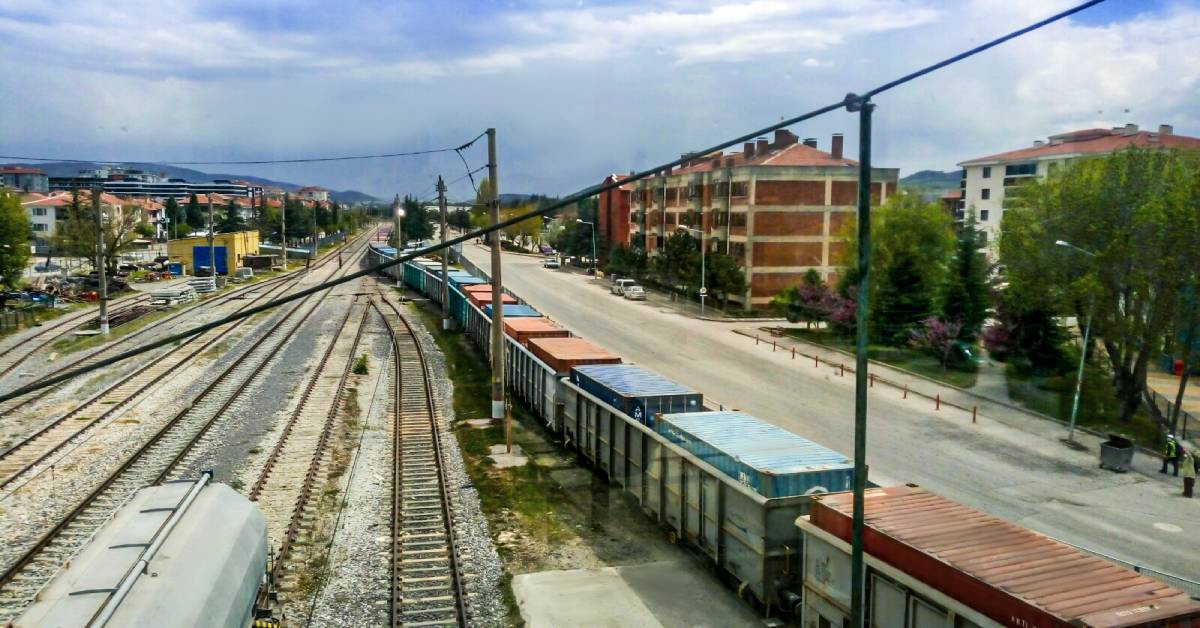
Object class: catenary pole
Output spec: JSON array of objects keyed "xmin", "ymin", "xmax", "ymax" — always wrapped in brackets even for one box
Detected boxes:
[
  {"xmin": 486, "ymin": 129, "xmax": 509, "ymax": 452},
  {"xmin": 848, "ymin": 94, "xmax": 873, "ymax": 628},
  {"xmin": 281, "ymin": 195, "xmax": 288, "ymax": 271},
  {"xmin": 207, "ymin": 198, "xmax": 216, "ymax": 277},
  {"xmin": 92, "ymin": 187, "xmax": 109, "ymax": 334},
  {"xmin": 438, "ymin": 176, "xmax": 450, "ymax": 330}
]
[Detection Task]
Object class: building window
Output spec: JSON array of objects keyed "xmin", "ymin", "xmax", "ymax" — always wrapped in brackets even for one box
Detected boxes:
[
  {"xmin": 730, "ymin": 182, "xmax": 749, "ymax": 197},
  {"xmin": 981, "ymin": 188, "xmax": 990, "ymax": 200},
  {"xmin": 729, "ymin": 213, "xmax": 747, "ymax": 227},
  {"xmin": 32, "ymin": 207, "xmax": 47, "ymax": 216},
  {"xmin": 32, "ymin": 223, "xmax": 48, "ymax": 232},
  {"xmin": 1005, "ymin": 162, "xmax": 1037, "ymax": 176},
  {"xmin": 982, "ymin": 166, "xmax": 992, "ymax": 178},
  {"xmin": 979, "ymin": 209, "xmax": 990, "ymax": 221},
  {"xmin": 980, "ymin": 231, "xmax": 989, "ymax": 245}
]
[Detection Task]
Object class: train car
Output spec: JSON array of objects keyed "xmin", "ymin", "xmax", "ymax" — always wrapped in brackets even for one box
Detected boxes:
[
  {"xmin": 16, "ymin": 474, "xmax": 269, "ymax": 628},
  {"xmin": 798, "ymin": 485, "xmax": 1200, "ymax": 627},
  {"xmin": 504, "ymin": 317, "xmax": 569, "ymax": 345},
  {"xmin": 449, "ymin": 275, "xmax": 487, "ymax": 290},
  {"xmin": 403, "ymin": 260, "xmax": 427, "ymax": 292},
  {"xmin": 468, "ymin": 290, "xmax": 518, "ymax": 309},
  {"xmin": 426, "ymin": 272, "xmax": 445, "ymax": 306},
  {"xmin": 568, "ymin": 364, "xmax": 702, "ymax": 427},
  {"xmin": 558, "ymin": 378, "xmax": 837, "ymax": 610}
]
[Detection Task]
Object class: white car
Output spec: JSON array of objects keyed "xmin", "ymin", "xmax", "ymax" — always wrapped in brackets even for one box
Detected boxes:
[
  {"xmin": 611, "ymin": 278, "xmax": 636, "ymax": 295},
  {"xmin": 623, "ymin": 285, "xmax": 646, "ymax": 301},
  {"xmin": 542, "ymin": 257, "xmax": 561, "ymax": 269}
]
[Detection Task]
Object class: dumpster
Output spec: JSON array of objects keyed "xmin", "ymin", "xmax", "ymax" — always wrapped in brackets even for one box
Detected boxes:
[{"xmin": 1099, "ymin": 433, "xmax": 1133, "ymax": 472}]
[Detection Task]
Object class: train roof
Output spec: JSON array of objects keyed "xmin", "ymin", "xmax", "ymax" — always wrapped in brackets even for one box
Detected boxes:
[
  {"xmin": 17, "ymin": 479, "xmax": 267, "ymax": 628},
  {"xmin": 808, "ymin": 486, "xmax": 1200, "ymax": 627}
]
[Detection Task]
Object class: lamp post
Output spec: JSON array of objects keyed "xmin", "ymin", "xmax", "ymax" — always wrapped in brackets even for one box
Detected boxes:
[
  {"xmin": 682, "ymin": 226, "xmax": 707, "ymax": 315},
  {"xmin": 1056, "ymin": 239, "xmax": 1097, "ymax": 446},
  {"xmin": 394, "ymin": 206, "xmax": 406, "ymax": 287},
  {"xmin": 577, "ymin": 219, "xmax": 596, "ymax": 276}
]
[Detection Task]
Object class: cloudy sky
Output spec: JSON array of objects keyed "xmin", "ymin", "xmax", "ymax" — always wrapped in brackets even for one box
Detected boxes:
[{"xmin": 1, "ymin": 0, "xmax": 1196, "ymax": 200}]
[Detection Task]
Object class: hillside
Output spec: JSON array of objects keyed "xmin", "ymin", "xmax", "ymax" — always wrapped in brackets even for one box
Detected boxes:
[{"xmin": 899, "ymin": 169, "xmax": 960, "ymax": 201}]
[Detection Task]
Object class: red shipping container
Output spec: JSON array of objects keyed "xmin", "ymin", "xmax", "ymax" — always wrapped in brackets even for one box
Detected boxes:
[
  {"xmin": 528, "ymin": 337, "xmax": 621, "ymax": 374},
  {"xmin": 468, "ymin": 290, "xmax": 517, "ymax": 308},
  {"xmin": 809, "ymin": 486, "xmax": 1200, "ymax": 627},
  {"xmin": 504, "ymin": 317, "xmax": 570, "ymax": 345}
]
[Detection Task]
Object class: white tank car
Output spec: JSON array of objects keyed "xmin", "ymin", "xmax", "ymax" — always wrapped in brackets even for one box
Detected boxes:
[{"xmin": 16, "ymin": 474, "xmax": 268, "ymax": 628}]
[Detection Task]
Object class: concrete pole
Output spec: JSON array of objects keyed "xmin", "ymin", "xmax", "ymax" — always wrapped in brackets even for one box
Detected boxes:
[
  {"xmin": 438, "ymin": 176, "xmax": 450, "ymax": 330},
  {"xmin": 486, "ymin": 128, "xmax": 509, "ymax": 451},
  {"xmin": 207, "ymin": 198, "xmax": 216, "ymax": 277},
  {"xmin": 92, "ymin": 188, "xmax": 109, "ymax": 334},
  {"xmin": 281, "ymin": 195, "xmax": 288, "ymax": 271}
]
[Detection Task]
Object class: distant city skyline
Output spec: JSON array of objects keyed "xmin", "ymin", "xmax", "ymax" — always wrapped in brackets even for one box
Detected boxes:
[{"xmin": 1, "ymin": 0, "xmax": 1195, "ymax": 200}]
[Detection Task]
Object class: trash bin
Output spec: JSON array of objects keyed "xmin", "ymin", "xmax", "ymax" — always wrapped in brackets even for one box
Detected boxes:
[{"xmin": 1099, "ymin": 433, "xmax": 1134, "ymax": 473}]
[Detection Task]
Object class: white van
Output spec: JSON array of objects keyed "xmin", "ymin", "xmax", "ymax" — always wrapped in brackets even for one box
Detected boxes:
[{"xmin": 611, "ymin": 278, "xmax": 636, "ymax": 296}]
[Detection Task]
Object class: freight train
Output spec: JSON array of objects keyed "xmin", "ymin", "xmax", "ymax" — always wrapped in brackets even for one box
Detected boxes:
[{"xmin": 371, "ymin": 244, "xmax": 1200, "ymax": 628}]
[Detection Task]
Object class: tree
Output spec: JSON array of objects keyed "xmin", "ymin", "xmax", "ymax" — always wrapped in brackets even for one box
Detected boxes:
[
  {"xmin": 185, "ymin": 194, "xmax": 204, "ymax": 232},
  {"xmin": 705, "ymin": 250, "xmax": 746, "ymax": 309},
  {"xmin": 501, "ymin": 204, "xmax": 542, "ymax": 250},
  {"xmin": 314, "ymin": 202, "xmax": 331, "ymax": 234},
  {"xmin": 874, "ymin": 255, "xmax": 934, "ymax": 345},
  {"xmin": 0, "ymin": 192, "xmax": 31, "ymax": 288},
  {"xmin": 163, "ymin": 196, "xmax": 181, "ymax": 239},
  {"xmin": 652, "ymin": 230, "xmax": 699, "ymax": 291},
  {"xmin": 1000, "ymin": 148, "xmax": 1200, "ymax": 423},
  {"xmin": 402, "ymin": 195, "xmax": 433, "ymax": 242},
  {"xmin": 772, "ymin": 269, "xmax": 829, "ymax": 326},
  {"xmin": 134, "ymin": 221, "xmax": 156, "ymax": 239},
  {"xmin": 941, "ymin": 215, "xmax": 990, "ymax": 340},
  {"xmin": 283, "ymin": 195, "xmax": 315, "ymax": 240},
  {"xmin": 910, "ymin": 317, "xmax": 965, "ymax": 368},
  {"xmin": 218, "ymin": 199, "xmax": 245, "ymax": 232}
]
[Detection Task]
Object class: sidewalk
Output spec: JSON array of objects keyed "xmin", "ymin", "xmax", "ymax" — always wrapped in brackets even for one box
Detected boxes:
[
  {"xmin": 1147, "ymin": 371, "xmax": 1198, "ymax": 437},
  {"xmin": 732, "ymin": 326, "xmax": 1200, "ymax": 471}
]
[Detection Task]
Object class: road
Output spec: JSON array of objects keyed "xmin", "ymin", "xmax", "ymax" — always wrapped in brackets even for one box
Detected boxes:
[{"xmin": 463, "ymin": 244, "xmax": 1200, "ymax": 581}]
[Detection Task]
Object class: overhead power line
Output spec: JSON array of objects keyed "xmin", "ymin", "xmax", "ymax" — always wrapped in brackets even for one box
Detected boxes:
[{"xmin": 0, "ymin": 0, "xmax": 1107, "ymax": 405}]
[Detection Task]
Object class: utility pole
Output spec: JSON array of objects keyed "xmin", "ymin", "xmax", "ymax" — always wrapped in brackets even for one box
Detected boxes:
[
  {"xmin": 281, "ymin": 195, "xmax": 288, "ymax": 271},
  {"xmin": 438, "ymin": 176, "xmax": 450, "ymax": 330},
  {"xmin": 91, "ymin": 187, "xmax": 109, "ymax": 334},
  {"xmin": 486, "ymin": 128, "xmax": 509, "ymax": 452},
  {"xmin": 207, "ymin": 197, "xmax": 216, "ymax": 277}
]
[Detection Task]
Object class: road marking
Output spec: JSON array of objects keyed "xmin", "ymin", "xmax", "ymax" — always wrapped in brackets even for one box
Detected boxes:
[{"xmin": 1153, "ymin": 522, "xmax": 1182, "ymax": 533}]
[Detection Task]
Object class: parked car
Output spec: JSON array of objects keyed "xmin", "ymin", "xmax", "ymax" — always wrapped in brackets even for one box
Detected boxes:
[
  {"xmin": 611, "ymin": 278, "xmax": 636, "ymax": 296},
  {"xmin": 623, "ymin": 285, "xmax": 646, "ymax": 301},
  {"xmin": 542, "ymin": 257, "xmax": 561, "ymax": 269}
]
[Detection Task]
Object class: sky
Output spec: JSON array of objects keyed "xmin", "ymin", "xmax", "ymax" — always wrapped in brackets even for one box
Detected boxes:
[{"xmin": 0, "ymin": 0, "xmax": 1196, "ymax": 201}]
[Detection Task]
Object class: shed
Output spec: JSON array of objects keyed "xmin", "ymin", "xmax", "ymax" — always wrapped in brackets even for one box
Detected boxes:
[
  {"xmin": 656, "ymin": 411, "xmax": 853, "ymax": 497},
  {"xmin": 166, "ymin": 230, "xmax": 260, "ymax": 275}
]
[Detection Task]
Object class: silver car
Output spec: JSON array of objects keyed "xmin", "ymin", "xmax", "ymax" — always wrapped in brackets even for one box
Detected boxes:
[{"xmin": 623, "ymin": 285, "xmax": 646, "ymax": 300}]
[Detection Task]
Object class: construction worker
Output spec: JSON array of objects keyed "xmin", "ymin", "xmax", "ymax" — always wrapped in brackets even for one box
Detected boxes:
[
  {"xmin": 1160, "ymin": 434, "xmax": 1180, "ymax": 476},
  {"xmin": 1182, "ymin": 451, "xmax": 1195, "ymax": 498}
]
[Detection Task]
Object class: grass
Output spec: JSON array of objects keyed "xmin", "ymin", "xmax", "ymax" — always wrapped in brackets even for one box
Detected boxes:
[
  {"xmin": 0, "ymin": 300, "xmax": 92, "ymax": 340},
  {"xmin": 787, "ymin": 327, "xmax": 979, "ymax": 389},
  {"xmin": 410, "ymin": 299, "xmax": 575, "ymax": 625},
  {"xmin": 1005, "ymin": 361, "xmax": 1161, "ymax": 449}
]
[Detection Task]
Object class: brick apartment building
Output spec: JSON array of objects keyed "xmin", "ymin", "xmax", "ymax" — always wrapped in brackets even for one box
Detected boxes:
[
  {"xmin": 617, "ymin": 130, "xmax": 898, "ymax": 310},
  {"xmin": 598, "ymin": 173, "xmax": 633, "ymax": 255}
]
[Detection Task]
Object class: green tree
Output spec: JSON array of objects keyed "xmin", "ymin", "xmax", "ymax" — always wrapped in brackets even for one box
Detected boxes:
[
  {"xmin": 314, "ymin": 202, "xmax": 331, "ymax": 234},
  {"xmin": 185, "ymin": 194, "xmax": 204, "ymax": 231},
  {"xmin": 1000, "ymin": 148, "xmax": 1200, "ymax": 423},
  {"xmin": 705, "ymin": 250, "xmax": 746, "ymax": 309},
  {"xmin": 163, "ymin": 196, "xmax": 181, "ymax": 239},
  {"xmin": 874, "ymin": 255, "xmax": 933, "ymax": 345},
  {"xmin": 652, "ymin": 230, "xmax": 699, "ymax": 291},
  {"xmin": 772, "ymin": 268, "xmax": 828, "ymax": 325},
  {"xmin": 134, "ymin": 222, "xmax": 156, "ymax": 239},
  {"xmin": 941, "ymin": 216, "xmax": 991, "ymax": 339},
  {"xmin": 402, "ymin": 195, "xmax": 433, "ymax": 243},
  {"xmin": 0, "ymin": 192, "xmax": 31, "ymax": 288},
  {"xmin": 218, "ymin": 199, "xmax": 246, "ymax": 232},
  {"xmin": 283, "ymin": 195, "xmax": 315, "ymax": 240}
]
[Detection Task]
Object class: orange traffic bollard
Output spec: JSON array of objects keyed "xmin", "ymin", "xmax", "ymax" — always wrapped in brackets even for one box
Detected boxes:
[
  {"xmin": 792, "ymin": 347, "xmax": 796, "ymax": 359},
  {"xmin": 936, "ymin": 394, "xmax": 941, "ymax": 410},
  {"xmin": 772, "ymin": 340, "xmax": 776, "ymax": 352},
  {"xmin": 869, "ymin": 373, "xmax": 875, "ymax": 387},
  {"xmin": 903, "ymin": 385, "xmax": 908, "ymax": 399},
  {"xmin": 972, "ymin": 406, "xmax": 977, "ymax": 423},
  {"xmin": 840, "ymin": 364, "xmax": 845, "ymax": 377}
]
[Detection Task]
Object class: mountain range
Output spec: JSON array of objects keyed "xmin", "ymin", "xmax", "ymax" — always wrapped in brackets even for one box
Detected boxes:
[
  {"xmin": 898, "ymin": 169, "xmax": 961, "ymax": 201},
  {"xmin": 2, "ymin": 161, "xmax": 380, "ymax": 204}
]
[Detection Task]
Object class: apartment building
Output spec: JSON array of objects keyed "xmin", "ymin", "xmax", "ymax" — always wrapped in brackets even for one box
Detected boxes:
[
  {"xmin": 598, "ymin": 173, "xmax": 633, "ymax": 257},
  {"xmin": 21, "ymin": 190, "xmax": 129, "ymax": 253},
  {"xmin": 624, "ymin": 130, "xmax": 898, "ymax": 310},
  {"xmin": 1, "ymin": 166, "xmax": 49, "ymax": 193},
  {"xmin": 296, "ymin": 186, "xmax": 329, "ymax": 203},
  {"xmin": 957, "ymin": 123, "xmax": 1200, "ymax": 245}
]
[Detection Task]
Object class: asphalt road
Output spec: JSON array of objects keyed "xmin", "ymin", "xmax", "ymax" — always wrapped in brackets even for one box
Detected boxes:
[{"xmin": 463, "ymin": 244, "xmax": 1200, "ymax": 582}]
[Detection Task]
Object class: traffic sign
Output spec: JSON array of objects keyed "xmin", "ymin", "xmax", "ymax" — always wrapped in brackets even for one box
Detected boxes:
[{"xmin": 699, "ymin": 287, "xmax": 707, "ymax": 296}]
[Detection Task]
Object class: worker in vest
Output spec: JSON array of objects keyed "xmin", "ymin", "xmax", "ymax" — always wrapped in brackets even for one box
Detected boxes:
[
  {"xmin": 1160, "ymin": 434, "xmax": 1179, "ymax": 476},
  {"xmin": 1182, "ymin": 451, "xmax": 1196, "ymax": 498}
]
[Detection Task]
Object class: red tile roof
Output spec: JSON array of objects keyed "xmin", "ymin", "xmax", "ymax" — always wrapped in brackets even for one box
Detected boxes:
[
  {"xmin": 672, "ymin": 141, "xmax": 855, "ymax": 175},
  {"xmin": 960, "ymin": 127, "xmax": 1200, "ymax": 166},
  {"xmin": 1, "ymin": 166, "xmax": 46, "ymax": 175},
  {"xmin": 940, "ymin": 189, "xmax": 962, "ymax": 201}
]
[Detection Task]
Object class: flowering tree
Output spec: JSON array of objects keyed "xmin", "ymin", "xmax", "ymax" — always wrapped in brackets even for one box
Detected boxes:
[{"xmin": 910, "ymin": 317, "xmax": 964, "ymax": 368}]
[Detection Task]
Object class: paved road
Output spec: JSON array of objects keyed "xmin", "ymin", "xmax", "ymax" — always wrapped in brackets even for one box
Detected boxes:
[{"xmin": 463, "ymin": 244, "xmax": 1200, "ymax": 581}]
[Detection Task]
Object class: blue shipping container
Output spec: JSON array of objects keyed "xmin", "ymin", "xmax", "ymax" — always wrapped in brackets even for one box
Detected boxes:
[
  {"xmin": 482, "ymin": 304, "xmax": 540, "ymax": 317},
  {"xmin": 656, "ymin": 411, "xmax": 853, "ymax": 498},
  {"xmin": 570, "ymin": 364, "xmax": 702, "ymax": 426},
  {"xmin": 449, "ymin": 276, "xmax": 488, "ymax": 289}
]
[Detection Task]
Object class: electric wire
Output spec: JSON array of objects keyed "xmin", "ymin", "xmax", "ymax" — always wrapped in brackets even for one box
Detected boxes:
[{"xmin": 0, "ymin": 0, "xmax": 1107, "ymax": 405}]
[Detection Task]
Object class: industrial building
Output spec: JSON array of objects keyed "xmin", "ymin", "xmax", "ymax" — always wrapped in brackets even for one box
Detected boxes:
[
  {"xmin": 166, "ymin": 230, "xmax": 261, "ymax": 275},
  {"xmin": 618, "ymin": 130, "xmax": 898, "ymax": 309}
]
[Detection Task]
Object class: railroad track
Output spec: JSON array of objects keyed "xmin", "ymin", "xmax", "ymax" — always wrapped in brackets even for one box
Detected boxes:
[
  {"xmin": 376, "ymin": 294, "xmax": 468, "ymax": 628},
  {"xmin": 249, "ymin": 294, "xmax": 368, "ymax": 610},
  {"xmin": 0, "ymin": 240, "xmax": 373, "ymax": 623},
  {"xmin": 0, "ymin": 293, "xmax": 150, "ymax": 381},
  {"xmin": 0, "ymin": 231, "xmax": 379, "ymax": 494},
  {"xmin": 0, "ymin": 229, "xmax": 373, "ymax": 417}
]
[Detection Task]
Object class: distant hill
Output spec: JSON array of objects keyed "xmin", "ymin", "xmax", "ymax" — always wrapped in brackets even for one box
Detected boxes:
[
  {"xmin": 900, "ymin": 170, "xmax": 960, "ymax": 201},
  {"xmin": 0, "ymin": 161, "xmax": 378, "ymax": 203}
]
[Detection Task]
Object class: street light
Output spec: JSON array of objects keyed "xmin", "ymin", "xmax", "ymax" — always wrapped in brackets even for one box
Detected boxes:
[
  {"xmin": 1056, "ymin": 239, "xmax": 1097, "ymax": 446},
  {"xmin": 681, "ymin": 225, "xmax": 707, "ymax": 315},
  {"xmin": 577, "ymin": 219, "xmax": 596, "ymax": 276}
]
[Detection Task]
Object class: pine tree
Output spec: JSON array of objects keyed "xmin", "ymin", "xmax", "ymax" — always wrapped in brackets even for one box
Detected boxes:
[
  {"xmin": 873, "ymin": 255, "xmax": 933, "ymax": 346},
  {"xmin": 185, "ymin": 194, "xmax": 204, "ymax": 232},
  {"xmin": 219, "ymin": 199, "xmax": 245, "ymax": 232},
  {"xmin": 941, "ymin": 216, "xmax": 990, "ymax": 339}
]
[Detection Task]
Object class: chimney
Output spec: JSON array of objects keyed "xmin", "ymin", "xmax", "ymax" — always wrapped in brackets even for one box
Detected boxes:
[
  {"xmin": 756, "ymin": 137, "xmax": 769, "ymax": 155},
  {"xmin": 774, "ymin": 129, "xmax": 798, "ymax": 147},
  {"xmin": 831, "ymin": 133, "xmax": 844, "ymax": 159},
  {"xmin": 1159, "ymin": 124, "xmax": 1173, "ymax": 136},
  {"xmin": 1123, "ymin": 123, "xmax": 1138, "ymax": 135},
  {"xmin": 711, "ymin": 156, "xmax": 722, "ymax": 169},
  {"xmin": 1033, "ymin": 140, "xmax": 1045, "ymax": 147},
  {"xmin": 724, "ymin": 157, "xmax": 736, "ymax": 168},
  {"xmin": 802, "ymin": 137, "xmax": 818, "ymax": 148},
  {"xmin": 743, "ymin": 142, "xmax": 756, "ymax": 158}
]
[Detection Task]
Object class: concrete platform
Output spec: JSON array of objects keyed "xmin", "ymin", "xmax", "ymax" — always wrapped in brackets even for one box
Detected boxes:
[{"xmin": 513, "ymin": 561, "xmax": 761, "ymax": 627}]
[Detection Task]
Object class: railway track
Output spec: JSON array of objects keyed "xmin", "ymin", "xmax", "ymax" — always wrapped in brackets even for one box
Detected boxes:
[
  {"xmin": 0, "ymin": 229, "xmax": 372, "ymax": 417},
  {"xmin": 376, "ymin": 294, "xmax": 469, "ymax": 628},
  {"xmin": 0, "ymin": 238, "xmax": 374, "ymax": 623},
  {"xmin": 0, "ymin": 293, "xmax": 150, "ymax": 381},
  {"xmin": 0, "ymin": 232, "xmax": 378, "ymax": 494}
]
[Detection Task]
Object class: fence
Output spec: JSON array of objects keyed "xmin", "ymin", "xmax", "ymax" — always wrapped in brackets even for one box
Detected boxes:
[
  {"xmin": 0, "ymin": 309, "xmax": 36, "ymax": 332},
  {"xmin": 1148, "ymin": 388, "xmax": 1194, "ymax": 440}
]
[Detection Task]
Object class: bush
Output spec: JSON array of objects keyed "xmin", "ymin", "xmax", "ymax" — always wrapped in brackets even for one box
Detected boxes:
[{"xmin": 352, "ymin": 354, "xmax": 369, "ymax": 375}]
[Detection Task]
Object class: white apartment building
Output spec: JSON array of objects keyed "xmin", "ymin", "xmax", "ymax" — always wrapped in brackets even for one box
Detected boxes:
[{"xmin": 956, "ymin": 123, "xmax": 1200, "ymax": 247}]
